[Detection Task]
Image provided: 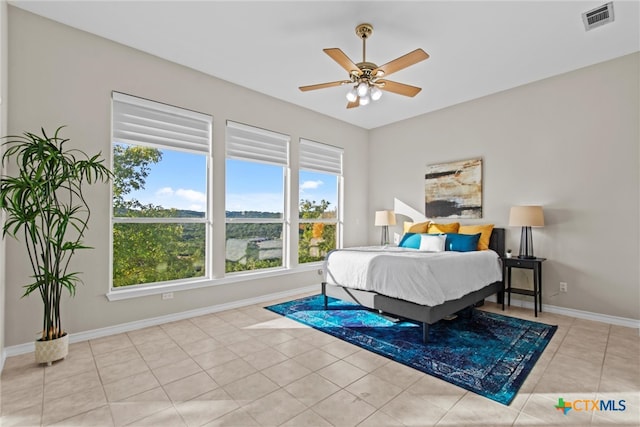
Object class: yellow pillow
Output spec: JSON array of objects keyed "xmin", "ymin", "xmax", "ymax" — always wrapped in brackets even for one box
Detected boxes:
[
  {"xmin": 428, "ymin": 222, "xmax": 460, "ymax": 234},
  {"xmin": 459, "ymin": 224, "xmax": 494, "ymax": 251},
  {"xmin": 403, "ymin": 221, "xmax": 430, "ymax": 234}
]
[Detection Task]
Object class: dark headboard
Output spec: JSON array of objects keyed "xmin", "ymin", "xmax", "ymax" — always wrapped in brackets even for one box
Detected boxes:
[{"xmin": 489, "ymin": 228, "xmax": 505, "ymax": 257}]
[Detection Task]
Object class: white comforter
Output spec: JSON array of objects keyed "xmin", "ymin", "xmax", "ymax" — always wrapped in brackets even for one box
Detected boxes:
[{"xmin": 323, "ymin": 247, "xmax": 503, "ymax": 306}]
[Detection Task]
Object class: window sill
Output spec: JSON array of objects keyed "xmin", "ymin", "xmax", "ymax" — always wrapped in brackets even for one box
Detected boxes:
[{"xmin": 106, "ymin": 262, "xmax": 323, "ymax": 301}]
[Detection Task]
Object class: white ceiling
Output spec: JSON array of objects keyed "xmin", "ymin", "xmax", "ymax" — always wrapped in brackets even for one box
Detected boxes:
[{"xmin": 9, "ymin": 1, "xmax": 640, "ymax": 130}]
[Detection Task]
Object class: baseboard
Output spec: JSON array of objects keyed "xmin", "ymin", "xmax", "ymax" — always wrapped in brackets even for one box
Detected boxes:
[
  {"xmin": 4, "ymin": 284, "xmax": 318, "ymax": 358},
  {"xmin": 1, "ymin": 348, "xmax": 6, "ymax": 373},
  {"xmin": 486, "ymin": 295, "xmax": 640, "ymax": 330},
  {"xmin": 6, "ymin": 287, "xmax": 638, "ymax": 358}
]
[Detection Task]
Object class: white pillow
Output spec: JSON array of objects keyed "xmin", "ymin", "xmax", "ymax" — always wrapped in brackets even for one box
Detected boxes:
[{"xmin": 419, "ymin": 234, "xmax": 446, "ymax": 252}]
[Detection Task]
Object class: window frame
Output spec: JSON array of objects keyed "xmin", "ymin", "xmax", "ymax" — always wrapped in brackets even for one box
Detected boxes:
[
  {"xmin": 297, "ymin": 139, "xmax": 344, "ymax": 264},
  {"xmin": 110, "ymin": 92, "xmax": 213, "ymax": 291},
  {"xmin": 224, "ymin": 121, "xmax": 290, "ymax": 274},
  {"xmin": 106, "ymin": 102, "xmax": 348, "ymax": 299}
]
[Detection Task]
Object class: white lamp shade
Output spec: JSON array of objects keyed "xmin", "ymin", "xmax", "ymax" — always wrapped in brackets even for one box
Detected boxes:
[
  {"xmin": 370, "ymin": 86, "xmax": 382, "ymax": 101},
  {"xmin": 509, "ymin": 205, "xmax": 544, "ymax": 227},
  {"xmin": 375, "ymin": 210, "xmax": 396, "ymax": 226},
  {"xmin": 357, "ymin": 82, "xmax": 369, "ymax": 97},
  {"xmin": 346, "ymin": 88, "xmax": 357, "ymax": 102}
]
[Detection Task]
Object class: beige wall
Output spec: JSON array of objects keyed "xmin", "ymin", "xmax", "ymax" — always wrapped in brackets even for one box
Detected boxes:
[
  {"xmin": 369, "ymin": 53, "xmax": 640, "ymax": 320},
  {"xmin": 0, "ymin": 0, "xmax": 7, "ymax": 365},
  {"xmin": 4, "ymin": 6, "xmax": 638, "ymax": 348},
  {"xmin": 4, "ymin": 7, "xmax": 369, "ymax": 346}
]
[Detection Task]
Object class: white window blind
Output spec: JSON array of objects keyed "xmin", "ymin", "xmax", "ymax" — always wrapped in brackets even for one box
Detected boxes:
[
  {"xmin": 112, "ymin": 92, "xmax": 211, "ymax": 153},
  {"xmin": 299, "ymin": 139, "xmax": 343, "ymax": 175},
  {"xmin": 226, "ymin": 121, "xmax": 289, "ymax": 166}
]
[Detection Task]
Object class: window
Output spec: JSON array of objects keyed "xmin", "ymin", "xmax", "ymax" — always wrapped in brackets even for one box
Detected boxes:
[
  {"xmin": 225, "ymin": 121, "xmax": 289, "ymax": 273},
  {"xmin": 111, "ymin": 92, "xmax": 212, "ymax": 288},
  {"xmin": 298, "ymin": 139, "xmax": 343, "ymax": 263}
]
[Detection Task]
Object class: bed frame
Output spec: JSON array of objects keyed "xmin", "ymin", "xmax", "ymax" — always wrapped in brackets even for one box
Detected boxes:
[{"xmin": 321, "ymin": 228, "xmax": 505, "ymax": 343}]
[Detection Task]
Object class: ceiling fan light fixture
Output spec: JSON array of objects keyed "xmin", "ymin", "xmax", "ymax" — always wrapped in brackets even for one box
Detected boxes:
[
  {"xmin": 357, "ymin": 81, "xmax": 369, "ymax": 97},
  {"xmin": 299, "ymin": 23, "xmax": 429, "ymax": 109},
  {"xmin": 346, "ymin": 87, "xmax": 358, "ymax": 102},
  {"xmin": 370, "ymin": 86, "xmax": 382, "ymax": 101}
]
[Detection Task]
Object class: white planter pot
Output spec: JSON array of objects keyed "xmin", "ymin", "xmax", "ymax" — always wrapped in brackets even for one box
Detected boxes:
[{"xmin": 35, "ymin": 334, "xmax": 69, "ymax": 365}]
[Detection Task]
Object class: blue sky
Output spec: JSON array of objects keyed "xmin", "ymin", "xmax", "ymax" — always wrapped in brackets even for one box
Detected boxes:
[{"xmin": 121, "ymin": 147, "xmax": 337, "ymax": 213}]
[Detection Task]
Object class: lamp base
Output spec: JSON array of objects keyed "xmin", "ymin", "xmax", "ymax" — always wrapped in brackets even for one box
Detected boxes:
[
  {"xmin": 518, "ymin": 226, "xmax": 536, "ymax": 259},
  {"xmin": 380, "ymin": 226, "xmax": 389, "ymax": 246}
]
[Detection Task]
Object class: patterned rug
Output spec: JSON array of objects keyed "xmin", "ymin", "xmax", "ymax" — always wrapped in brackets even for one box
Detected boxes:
[{"xmin": 265, "ymin": 294, "xmax": 557, "ymax": 405}]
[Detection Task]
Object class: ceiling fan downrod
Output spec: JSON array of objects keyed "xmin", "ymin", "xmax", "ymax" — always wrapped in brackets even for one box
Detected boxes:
[
  {"xmin": 350, "ymin": 23, "xmax": 380, "ymax": 106},
  {"xmin": 356, "ymin": 23, "xmax": 373, "ymax": 64}
]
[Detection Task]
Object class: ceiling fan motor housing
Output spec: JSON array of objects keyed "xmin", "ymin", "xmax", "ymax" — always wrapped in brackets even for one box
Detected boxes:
[{"xmin": 353, "ymin": 63, "xmax": 378, "ymax": 84}]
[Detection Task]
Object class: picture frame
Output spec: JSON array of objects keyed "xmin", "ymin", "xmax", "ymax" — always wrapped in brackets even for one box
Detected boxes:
[{"xmin": 424, "ymin": 157, "xmax": 482, "ymax": 218}]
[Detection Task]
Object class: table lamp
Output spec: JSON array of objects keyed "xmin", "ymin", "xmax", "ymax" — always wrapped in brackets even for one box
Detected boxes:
[
  {"xmin": 509, "ymin": 205, "xmax": 544, "ymax": 259},
  {"xmin": 375, "ymin": 210, "xmax": 396, "ymax": 246}
]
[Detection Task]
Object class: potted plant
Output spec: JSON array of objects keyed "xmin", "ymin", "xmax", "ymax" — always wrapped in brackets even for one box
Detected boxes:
[{"xmin": 0, "ymin": 127, "xmax": 112, "ymax": 365}]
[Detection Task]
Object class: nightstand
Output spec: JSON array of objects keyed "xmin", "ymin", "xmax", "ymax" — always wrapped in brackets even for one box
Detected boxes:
[{"xmin": 503, "ymin": 257, "xmax": 546, "ymax": 317}]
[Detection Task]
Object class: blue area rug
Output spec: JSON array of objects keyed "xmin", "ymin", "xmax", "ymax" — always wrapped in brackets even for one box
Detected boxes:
[{"xmin": 266, "ymin": 294, "xmax": 557, "ymax": 405}]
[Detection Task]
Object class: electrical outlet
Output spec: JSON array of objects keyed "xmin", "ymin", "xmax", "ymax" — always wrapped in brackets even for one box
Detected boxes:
[
  {"xmin": 559, "ymin": 282, "xmax": 568, "ymax": 293},
  {"xmin": 161, "ymin": 292, "xmax": 174, "ymax": 300}
]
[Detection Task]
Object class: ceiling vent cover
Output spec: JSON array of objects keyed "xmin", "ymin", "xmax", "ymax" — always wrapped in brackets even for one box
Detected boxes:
[{"xmin": 582, "ymin": 2, "xmax": 615, "ymax": 31}]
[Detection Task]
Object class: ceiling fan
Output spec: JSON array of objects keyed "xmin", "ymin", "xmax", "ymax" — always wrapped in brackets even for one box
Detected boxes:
[{"xmin": 299, "ymin": 23, "xmax": 429, "ymax": 109}]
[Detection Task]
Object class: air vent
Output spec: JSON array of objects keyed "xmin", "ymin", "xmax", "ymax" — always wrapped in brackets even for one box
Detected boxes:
[{"xmin": 582, "ymin": 2, "xmax": 614, "ymax": 31}]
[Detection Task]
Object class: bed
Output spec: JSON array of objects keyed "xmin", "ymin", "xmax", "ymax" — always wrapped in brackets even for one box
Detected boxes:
[{"xmin": 321, "ymin": 228, "xmax": 505, "ymax": 343}]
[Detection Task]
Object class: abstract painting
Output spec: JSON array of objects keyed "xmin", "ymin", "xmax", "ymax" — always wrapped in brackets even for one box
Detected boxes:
[{"xmin": 425, "ymin": 157, "xmax": 482, "ymax": 218}]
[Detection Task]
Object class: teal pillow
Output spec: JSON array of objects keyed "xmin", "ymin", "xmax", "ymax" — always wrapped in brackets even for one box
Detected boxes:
[
  {"xmin": 399, "ymin": 233, "xmax": 421, "ymax": 249},
  {"xmin": 445, "ymin": 233, "xmax": 481, "ymax": 252}
]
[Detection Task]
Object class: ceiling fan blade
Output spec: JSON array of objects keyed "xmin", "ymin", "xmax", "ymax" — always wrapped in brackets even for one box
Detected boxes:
[
  {"xmin": 324, "ymin": 48, "xmax": 362, "ymax": 76},
  {"xmin": 377, "ymin": 80, "xmax": 422, "ymax": 97},
  {"xmin": 346, "ymin": 99, "xmax": 360, "ymax": 109},
  {"xmin": 373, "ymin": 49, "xmax": 429, "ymax": 77},
  {"xmin": 299, "ymin": 80, "xmax": 349, "ymax": 92}
]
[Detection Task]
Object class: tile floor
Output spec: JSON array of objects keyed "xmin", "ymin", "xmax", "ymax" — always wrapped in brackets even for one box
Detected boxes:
[{"xmin": 1, "ymin": 296, "xmax": 638, "ymax": 426}]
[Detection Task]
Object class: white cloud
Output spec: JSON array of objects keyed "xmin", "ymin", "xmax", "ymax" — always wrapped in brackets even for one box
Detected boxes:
[
  {"xmin": 147, "ymin": 187, "xmax": 207, "ymax": 211},
  {"xmin": 300, "ymin": 180, "xmax": 324, "ymax": 191},
  {"xmin": 156, "ymin": 187, "xmax": 174, "ymax": 196},
  {"xmin": 226, "ymin": 193, "xmax": 284, "ymax": 213},
  {"xmin": 176, "ymin": 188, "xmax": 207, "ymax": 203}
]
